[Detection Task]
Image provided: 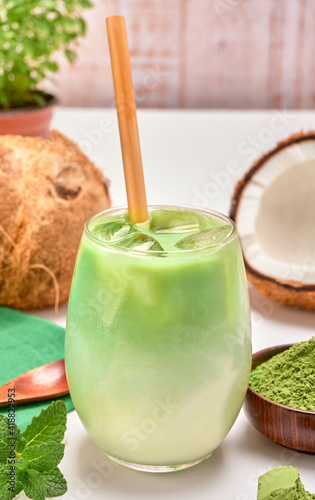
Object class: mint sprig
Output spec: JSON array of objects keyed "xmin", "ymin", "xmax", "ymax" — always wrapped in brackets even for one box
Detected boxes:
[{"xmin": 0, "ymin": 401, "xmax": 67, "ymax": 499}]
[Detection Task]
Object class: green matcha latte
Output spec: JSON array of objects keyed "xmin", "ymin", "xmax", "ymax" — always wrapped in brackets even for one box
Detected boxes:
[{"xmin": 65, "ymin": 206, "xmax": 251, "ymax": 472}]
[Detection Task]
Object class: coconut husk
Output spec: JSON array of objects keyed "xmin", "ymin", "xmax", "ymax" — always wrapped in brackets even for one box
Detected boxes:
[
  {"xmin": 247, "ymin": 266, "xmax": 315, "ymax": 310},
  {"xmin": 0, "ymin": 130, "xmax": 110, "ymax": 310}
]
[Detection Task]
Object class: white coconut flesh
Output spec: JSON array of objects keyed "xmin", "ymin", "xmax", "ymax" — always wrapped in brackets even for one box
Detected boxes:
[{"xmin": 236, "ymin": 140, "xmax": 315, "ymax": 285}]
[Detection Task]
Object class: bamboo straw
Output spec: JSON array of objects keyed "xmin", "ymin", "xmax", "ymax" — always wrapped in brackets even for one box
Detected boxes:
[{"xmin": 106, "ymin": 15, "xmax": 149, "ymax": 224}]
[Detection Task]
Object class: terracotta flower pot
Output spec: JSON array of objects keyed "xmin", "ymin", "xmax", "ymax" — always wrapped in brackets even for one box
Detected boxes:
[{"xmin": 0, "ymin": 93, "xmax": 56, "ymax": 138}]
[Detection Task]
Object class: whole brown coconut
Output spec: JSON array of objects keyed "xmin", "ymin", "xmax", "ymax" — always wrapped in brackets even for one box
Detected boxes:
[{"xmin": 0, "ymin": 130, "xmax": 110, "ymax": 310}]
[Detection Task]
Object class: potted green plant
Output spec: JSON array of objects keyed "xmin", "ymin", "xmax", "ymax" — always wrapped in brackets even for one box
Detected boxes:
[{"xmin": 0, "ymin": 0, "xmax": 93, "ymax": 137}]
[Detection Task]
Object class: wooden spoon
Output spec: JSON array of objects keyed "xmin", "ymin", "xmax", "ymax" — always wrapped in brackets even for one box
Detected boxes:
[{"xmin": 0, "ymin": 359, "xmax": 68, "ymax": 407}]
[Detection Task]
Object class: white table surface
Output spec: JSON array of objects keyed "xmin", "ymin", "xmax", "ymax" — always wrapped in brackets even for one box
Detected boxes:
[{"xmin": 30, "ymin": 108, "xmax": 315, "ymax": 499}]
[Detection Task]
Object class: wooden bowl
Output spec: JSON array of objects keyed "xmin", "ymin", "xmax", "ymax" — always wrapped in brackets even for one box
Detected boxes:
[{"xmin": 244, "ymin": 344, "xmax": 315, "ymax": 454}]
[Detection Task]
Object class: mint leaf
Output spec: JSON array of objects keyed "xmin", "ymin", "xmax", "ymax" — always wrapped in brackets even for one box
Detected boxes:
[
  {"xmin": 24, "ymin": 469, "xmax": 46, "ymax": 500},
  {"xmin": 16, "ymin": 433, "xmax": 27, "ymax": 454},
  {"xmin": 0, "ymin": 441, "xmax": 9, "ymax": 465},
  {"xmin": 22, "ymin": 401, "xmax": 67, "ymax": 447},
  {"xmin": 41, "ymin": 468, "xmax": 67, "ymax": 497},
  {"xmin": 0, "ymin": 415, "xmax": 26, "ymax": 463},
  {"xmin": 15, "ymin": 458, "xmax": 30, "ymax": 471},
  {"xmin": 21, "ymin": 442, "xmax": 65, "ymax": 473},
  {"xmin": 0, "ymin": 402, "xmax": 67, "ymax": 499},
  {"xmin": 0, "ymin": 465, "xmax": 23, "ymax": 500},
  {"xmin": 0, "ymin": 415, "xmax": 11, "ymax": 443}
]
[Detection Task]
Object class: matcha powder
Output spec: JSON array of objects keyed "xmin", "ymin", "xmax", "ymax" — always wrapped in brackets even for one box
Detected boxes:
[{"xmin": 250, "ymin": 337, "xmax": 315, "ymax": 411}]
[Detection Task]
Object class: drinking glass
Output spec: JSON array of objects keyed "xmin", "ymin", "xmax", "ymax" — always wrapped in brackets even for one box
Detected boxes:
[{"xmin": 65, "ymin": 205, "xmax": 251, "ymax": 472}]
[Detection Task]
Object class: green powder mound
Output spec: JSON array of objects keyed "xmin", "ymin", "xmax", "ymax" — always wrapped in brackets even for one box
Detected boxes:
[
  {"xmin": 257, "ymin": 466, "xmax": 314, "ymax": 500},
  {"xmin": 250, "ymin": 337, "xmax": 315, "ymax": 411}
]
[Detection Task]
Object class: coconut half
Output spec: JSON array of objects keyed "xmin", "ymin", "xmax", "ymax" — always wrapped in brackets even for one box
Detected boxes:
[{"xmin": 230, "ymin": 132, "xmax": 315, "ymax": 310}]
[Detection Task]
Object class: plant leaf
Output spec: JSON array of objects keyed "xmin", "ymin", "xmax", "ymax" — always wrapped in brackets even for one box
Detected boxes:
[
  {"xmin": 79, "ymin": 0, "xmax": 94, "ymax": 8},
  {"xmin": 23, "ymin": 469, "xmax": 46, "ymax": 500},
  {"xmin": 0, "ymin": 402, "xmax": 68, "ymax": 499},
  {"xmin": 14, "ymin": 458, "xmax": 30, "ymax": 471},
  {"xmin": 0, "ymin": 0, "xmax": 93, "ymax": 108},
  {"xmin": 0, "ymin": 415, "xmax": 26, "ymax": 463},
  {"xmin": 0, "ymin": 465, "xmax": 23, "ymax": 500},
  {"xmin": 21, "ymin": 401, "xmax": 66, "ymax": 447},
  {"xmin": 29, "ymin": 92, "xmax": 46, "ymax": 107},
  {"xmin": 79, "ymin": 18, "xmax": 86, "ymax": 35},
  {"xmin": 0, "ymin": 442, "xmax": 10, "ymax": 465},
  {"xmin": 21, "ymin": 442, "xmax": 65, "ymax": 473},
  {"xmin": 41, "ymin": 468, "xmax": 67, "ymax": 497},
  {"xmin": 64, "ymin": 49, "xmax": 76, "ymax": 63},
  {"xmin": 45, "ymin": 61, "xmax": 58, "ymax": 72}
]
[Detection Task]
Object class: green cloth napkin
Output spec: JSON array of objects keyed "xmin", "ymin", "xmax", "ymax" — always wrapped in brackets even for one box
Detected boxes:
[{"xmin": 0, "ymin": 306, "xmax": 73, "ymax": 431}]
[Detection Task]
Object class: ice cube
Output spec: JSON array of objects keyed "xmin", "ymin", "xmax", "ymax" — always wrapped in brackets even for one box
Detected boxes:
[
  {"xmin": 92, "ymin": 221, "xmax": 138, "ymax": 242},
  {"xmin": 118, "ymin": 233, "xmax": 164, "ymax": 252},
  {"xmin": 149, "ymin": 210, "xmax": 207, "ymax": 234},
  {"xmin": 175, "ymin": 226, "xmax": 231, "ymax": 250}
]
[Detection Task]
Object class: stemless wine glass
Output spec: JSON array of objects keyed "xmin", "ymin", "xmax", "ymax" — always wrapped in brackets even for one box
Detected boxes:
[{"xmin": 65, "ymin": 205, "xmax": 251, "ymax": 473}]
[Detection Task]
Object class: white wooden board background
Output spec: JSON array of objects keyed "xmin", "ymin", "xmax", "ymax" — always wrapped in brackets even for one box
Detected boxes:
[{"xmin": 44, "ymin": 0, "xmax": 315, "ymax": 109}]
